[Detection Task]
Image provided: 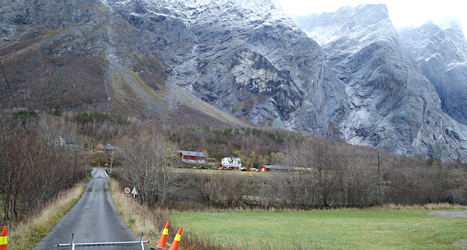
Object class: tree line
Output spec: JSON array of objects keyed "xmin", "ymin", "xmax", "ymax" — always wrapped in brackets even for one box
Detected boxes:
[
  {"xmin": 0, "ymin": 113, "xmax": 86, "ymax": 226},
  {"xmin": 2, "ymin": 109, "xmax": 467, "ymax": 227},
  {"xmin": 115, "ymin": 126, "xmax": 467, "ymax": 210}
]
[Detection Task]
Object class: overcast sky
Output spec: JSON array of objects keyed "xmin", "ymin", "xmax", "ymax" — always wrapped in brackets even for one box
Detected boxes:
[{"xmin": 275, "ymin": 0, "xmax": 466, "ymax": 35}]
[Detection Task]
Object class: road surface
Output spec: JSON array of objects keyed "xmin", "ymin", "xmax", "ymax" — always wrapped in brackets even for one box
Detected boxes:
[{"xmin": 33, "ymin": 169, "xmax": 149, "ymax": 250}]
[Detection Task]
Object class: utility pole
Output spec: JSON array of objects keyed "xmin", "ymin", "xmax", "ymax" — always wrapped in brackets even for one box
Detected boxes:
[
  {"xmin": 377, "ymin": 150, "xmax": 382, "ymax": 205},
  {"xmin": 105, "ymin": 144, "xmax": 117, "ymax": 174},
  {"xmin": 110, "ymin": 150, "xmax": 115, "ymax": 174}
]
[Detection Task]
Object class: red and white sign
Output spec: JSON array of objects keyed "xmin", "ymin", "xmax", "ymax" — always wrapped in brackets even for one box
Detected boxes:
[{"xmin": 123, "ymin": 187, "xmax": 131, "ymax": 194}]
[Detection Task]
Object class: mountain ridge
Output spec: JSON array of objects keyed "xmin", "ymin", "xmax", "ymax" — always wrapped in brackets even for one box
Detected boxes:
[
  {"xmin": 294, "ymin": 3, "xmax": 467, "ymax": 161},
  {"xmin": 398, "ymin": 19, "xmax": 467, "ymax": 126},
  {"xmin": 2, "ymin": 0, "xmax": 467, "ymax": 160}
]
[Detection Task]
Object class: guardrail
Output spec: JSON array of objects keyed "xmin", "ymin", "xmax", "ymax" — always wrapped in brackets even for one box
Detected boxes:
[{"xmin": 57, "ymin": 233, "xmax": 148, "ymax": 249}]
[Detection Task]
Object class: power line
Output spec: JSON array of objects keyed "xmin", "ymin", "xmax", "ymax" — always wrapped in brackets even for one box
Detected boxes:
[{"xmin": 0, "ymin": 61, "xmax": 29, "ymax": 134}]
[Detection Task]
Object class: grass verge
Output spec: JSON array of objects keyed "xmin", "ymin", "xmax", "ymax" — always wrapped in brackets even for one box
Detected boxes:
[
  {"xmin": 108, "ymin": 178, "xmax": 168, "ymax": 246},
  {"xmin": 109, "ymin": 178, "xmax": 231, "ymax": 250},
  {"xmin": 8, "ymin": 182, "xmax": 86, "ymax": 249}
]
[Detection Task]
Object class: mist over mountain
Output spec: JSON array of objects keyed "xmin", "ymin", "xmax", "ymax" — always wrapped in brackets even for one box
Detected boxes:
[{"xmin": 2, "ymin": 0, "xmax": 467, "ymax": 161}]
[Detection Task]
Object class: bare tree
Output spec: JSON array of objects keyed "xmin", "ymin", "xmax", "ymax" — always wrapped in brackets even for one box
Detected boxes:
[
  {"xmin": 119, "ymin": 127, "xmax": 180, "ymax": 206},
  {"xmin": 0, "ymin": 113, "xmax": 84, "ymax": 225},
  {"xmin": 344, "ymin": 165, "xmax": 378, "ymax": 207}
]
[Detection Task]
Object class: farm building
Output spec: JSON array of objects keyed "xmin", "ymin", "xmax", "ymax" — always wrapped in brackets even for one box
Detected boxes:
[
  {"xmin": 221, "ymin": 157, "xmax": 242, "ymax": 167},
  {"xmin": 259, "ymin": 165, "xmax": 293, "ymax": 172},
  {"xmin": 104, "ymin": 144, "xmax": 119, "ymax": 152},
  {"xmin": 55, "ymin": 136, "xmax": 79, "ymax": 149},
  {"xmin": 177, "ymin": 150, "xmax": 206, "ymax": 164}
]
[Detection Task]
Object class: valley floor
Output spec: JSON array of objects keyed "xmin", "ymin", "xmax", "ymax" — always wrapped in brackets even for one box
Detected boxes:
[{"xmin": 170, "ymin": 207, "xmax": 467, "ymax": 249}]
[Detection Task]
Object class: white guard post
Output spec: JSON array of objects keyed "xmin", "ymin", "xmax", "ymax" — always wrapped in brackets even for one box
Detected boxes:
[{"xmin": 57, "ymin": 232, "xmax": 148, "ymax": 249}]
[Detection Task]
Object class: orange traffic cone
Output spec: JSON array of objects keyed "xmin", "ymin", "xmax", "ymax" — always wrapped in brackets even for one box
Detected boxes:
[
  {"xmin": 0, "ymin": 226, "xmax": 7, "ymax": 250},
  {"xmin": 168, "ymin": 227, "xmax": 182, "ymax": 250},
  {"xmin": 154, "ymin": 222, "xmax": 170, "ymax": 250}
]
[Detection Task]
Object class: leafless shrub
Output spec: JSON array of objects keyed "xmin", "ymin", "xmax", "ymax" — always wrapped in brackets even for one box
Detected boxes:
[
  {"xmin": 118, "ymin": 126, "xmax": 180, "ymax": 206},
  {"xmin": 344, "ymin": 165, "xmax": 378, "ymax": 207}
]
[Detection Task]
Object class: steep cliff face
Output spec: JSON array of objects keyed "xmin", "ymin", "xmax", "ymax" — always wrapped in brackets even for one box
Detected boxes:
[
  {"xmin": 295, "ymin": 4, "xmax": 467, "ymax": 160},
  {"xmin": 107, "ymin": 0, "xmax": 347, "ymax": 134},
  {"xmin": 399, "ymin": 20, "xmax": 467, "ymax": 125}
]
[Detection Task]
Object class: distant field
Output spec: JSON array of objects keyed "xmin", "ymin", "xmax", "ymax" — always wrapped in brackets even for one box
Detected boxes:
[{"xmin": 170, "ymin": 208, "xmax": 467, "ymax": 249}]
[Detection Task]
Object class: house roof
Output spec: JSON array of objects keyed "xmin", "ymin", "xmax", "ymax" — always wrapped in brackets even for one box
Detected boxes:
[
  {"xmin": 261, "ymin": 165, "xmax": 293, "ymax": 170},
  {"xmin": 222, "ymin": 157, "xmax": 242, "ymax": 162},
  {"xmin": 104, "ymin": 145, "xmax": 119, "ymax": 152},
  {"xmin": 58, "ymin": 136, "xmax": 77, "ymax": 145},
  {"xmin": 65, "ymin": 138, "xmax": 77, "ymax": 145},
  {"xmin": 177, "ymin": 150, "xmax": 206, "ymax": 157}
]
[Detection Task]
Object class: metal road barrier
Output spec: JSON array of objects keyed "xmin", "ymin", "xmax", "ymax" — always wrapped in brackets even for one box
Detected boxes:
[{"xmin": 57, "ymin": 233, "xmax": 149, "ymax": 249}]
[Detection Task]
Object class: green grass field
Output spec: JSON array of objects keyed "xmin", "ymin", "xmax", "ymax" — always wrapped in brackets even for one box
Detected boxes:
[
  {"xmin": 170, "ymin": 208, "xmax": 467, "ymax": 249},
  {"xmin": 173, "ymin": 168, "xmax": 268, "ymax": 176}
]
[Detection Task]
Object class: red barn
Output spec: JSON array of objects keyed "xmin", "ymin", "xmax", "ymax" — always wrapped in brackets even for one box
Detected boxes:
[
  {"xmin": 177, "ymin": 150, "xmax": 206, "ymax": 164},
  {"xmin": 259, "ymin": 165, "xmax": 292, "ymax": 172}
]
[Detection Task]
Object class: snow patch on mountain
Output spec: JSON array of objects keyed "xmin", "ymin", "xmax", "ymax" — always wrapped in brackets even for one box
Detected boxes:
[
  {"xmin": 399, "ymin": 19, "xmax": 467, "ymax": 126},
  {"xmin": 99, "ymin": 0, "xmax": 467, "ymax": 160},
  {"xmin": 99, "ymin": 0, "xmax": 114, "ymax": 12},
  {"xmin": 294, "ymin": 3, "xmax": 467, "ymax": 161}
]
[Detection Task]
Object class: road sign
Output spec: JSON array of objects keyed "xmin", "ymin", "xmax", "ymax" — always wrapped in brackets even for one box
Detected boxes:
[
  {"xmin": 124, "ymin": 187, "xmax": 131, "ymax": 194},
  {"xmin": 131, "ymin": 187, "xmax": 138, "ymax": 196}
]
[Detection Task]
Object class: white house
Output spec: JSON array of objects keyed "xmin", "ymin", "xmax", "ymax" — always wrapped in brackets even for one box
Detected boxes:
[{"xmin": 221, "ymin": 157, "xmax": 241, "ymax": 167}]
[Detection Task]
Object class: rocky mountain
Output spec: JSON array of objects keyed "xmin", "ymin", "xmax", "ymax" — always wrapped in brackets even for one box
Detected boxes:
[
  {"xmin": 295, "ymin": 4, "xmax": 467, "ymax": 160},
  {"xmin": 399, "ymin": 20, "xmax": 467, "ymax": 125},
  {"xmin": 0, "ymin": 0, "xmax": 251, "ymax": 128},
  {"xmin": 2, "ymin": 0, "xmax": 467, "ymax": 161},
  {"xmin": 110, "ymin": 0, "xmax": 347, "ymax": 134}
]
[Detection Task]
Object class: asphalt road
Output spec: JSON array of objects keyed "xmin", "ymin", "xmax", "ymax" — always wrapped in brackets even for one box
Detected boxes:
[{"xmin": 33, "ymin": 169, "xmax": 149, "ymax": 250}]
